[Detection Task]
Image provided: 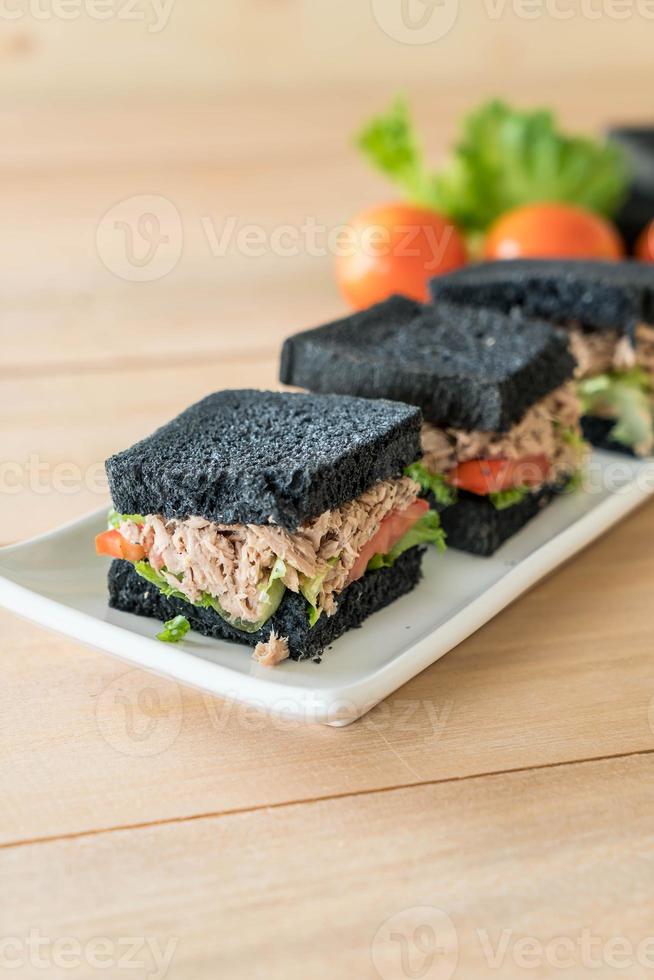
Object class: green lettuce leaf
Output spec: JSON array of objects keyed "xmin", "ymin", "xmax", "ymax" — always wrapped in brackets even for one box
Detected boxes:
[
  {"xmin": 262, "ymin": 557, "xmax": 286, "ymax": 598},
  {"xmin": 404, "ymin": 461, "xmax": 458, "ymax": 507},
  {"xmin": 299, "ymin": 557, "xmax": 339, "ymax": 628},
  {"xmin": 108, "ymin": 509, "xmax": 145, "ymax": 529},
  {"xmin": 357, "ymin": 98, "xmax": 627, "ymax": 233},
  {"xmin": 578, "ymin": 370, "xmax": 654, "ymax": 455},
  {"xmin": 564, "ymin": 470, "xmax": 584, "ymax": 494},
  {"xmin": 134, "ymin": 560, "xmax": 188, "ymax": 601},
  {"xmin": 134, "ymin": 558, "xmax": 286, "ymax": 635},
  {"xmin": 156, "ymin": 615, "xmax": 190, "ymax": 644},
  {"xmin": 560, "ymin": 425, "xmax": 588, "ymax": 453},
  {"xmin": 488, "ymin": 487, "xmax": 529, "ymax": 511},
  {"xmin": 367, "ymin": 510, "xmax": 446, "ymax": 571},
  {"xmin": 250, "ymin": 557, "xmax": 287, "ymax": 626},
  {"xmin": 357, "ymin": 96, "xmax": 434, "ymax": 204}
]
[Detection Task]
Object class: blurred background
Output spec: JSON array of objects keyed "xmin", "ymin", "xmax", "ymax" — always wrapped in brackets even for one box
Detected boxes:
[{"xmin": 2, "ymin": 0, "xmax": 654, "ymax": 538}]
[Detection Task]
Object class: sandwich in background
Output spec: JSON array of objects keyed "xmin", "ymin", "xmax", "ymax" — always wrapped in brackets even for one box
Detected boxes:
[
  {"xmin": 431, "ymin": 259, "xmax": 654, "ymax": 457},
  {"xmin": 280, "ymin": 297, "xmax": 586, "ymax": 557},
  {"xmin": 607, "ymin": 127, "xmax": 654, "ymax": 252},
  {"xmin": 96, "ymin": 389, "xmax": 444, "ymax": 665}
]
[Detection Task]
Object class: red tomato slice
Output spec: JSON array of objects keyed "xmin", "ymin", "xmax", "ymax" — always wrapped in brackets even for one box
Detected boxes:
[
  {"xmin": 382, "ymin": 498, "xmax": 429, "ymax": 546},
  {"xmin": 448, "ymin": 455, "xmax": 550, "ymax": 496},
  {"xmin": 95, "ymin": 530, "xmax": 124, "ymax": 559},
  {"xmin": 347, "ymin": 498, "xmax": 429, "ymax": 584},
  {"xmin": 370, "ymin": 515, "xmax": 395, "ymax": 559},
  {"xmin": 95, "ymin": 529, "xmax": 145, "ymax": 562},
  {"xmin": 401, "ymin": 498, "xmax": 430, "ymax": 521}
]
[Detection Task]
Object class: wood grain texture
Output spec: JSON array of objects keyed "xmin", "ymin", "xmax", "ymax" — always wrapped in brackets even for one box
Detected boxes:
[
  {"xmin": 2, "ymin": 754, "xmax": 653, "ymax": 979},
  {"xmin": 1, "ymin": 2, "xmax": 652, "ymax": 104}
]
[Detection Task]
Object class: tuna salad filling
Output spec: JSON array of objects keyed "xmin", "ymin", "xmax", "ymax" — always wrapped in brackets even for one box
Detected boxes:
[
  {"xmin": 569, "ymin": 323, "xmax": 654, "ymax": 456},
  {"xmin": 97, "ymin": 476, "xmax": 445, "ymax": 637},
  {"xmin": 406, "ymin": 383, "xmax": 586, "ymax": 511}
]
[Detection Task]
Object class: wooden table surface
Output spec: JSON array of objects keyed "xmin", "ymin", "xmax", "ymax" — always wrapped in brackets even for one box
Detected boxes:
[{"xmin": 2, "ymin": 96, "xmax": 654, "ymax": 980}]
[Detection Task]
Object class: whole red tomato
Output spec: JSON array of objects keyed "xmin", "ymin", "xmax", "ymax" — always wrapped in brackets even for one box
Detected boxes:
[
  {"xmin": 335, "ymin": 203, "xmax": 467, "ymax": 309},
  {"xmin": 635, "ymin": 220, "xmax": 654, "ymax": 262},
  {"xmin": 484, "ymin": 203, "xmax": 624, "ymax": 261}
]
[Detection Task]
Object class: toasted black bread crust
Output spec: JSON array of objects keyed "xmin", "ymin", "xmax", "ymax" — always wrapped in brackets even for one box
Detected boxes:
[
  {"xmin": 106, "ymin": 389, "xmax": 422, "ymax": 531},
  {"xmin": 431, "ymin": 260, "xmax": 654, "ymax": 336},
  {"xmin": 107, "ymin": 548, "xmax": 424, "ymax": 662},
  {"xmin": 280, "ymin": 296, "xmax": 575, "ymax": 432},
  {"xmin": 429, "ymin": 484, "xmax": 561, "ymax": 557},
  {"xmin": 580, "ymin": 415, "xmax": 637, "ymax": 456}
]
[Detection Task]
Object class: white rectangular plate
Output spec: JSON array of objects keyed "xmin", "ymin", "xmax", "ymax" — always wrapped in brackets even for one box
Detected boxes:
[{"xmin": 1, "ymin": 450, "xmax": 653, "ymax": 726}]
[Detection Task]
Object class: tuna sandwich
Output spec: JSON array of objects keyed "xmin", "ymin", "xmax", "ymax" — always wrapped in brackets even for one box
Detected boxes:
[
  {"xmin": 280, "ymin": 296, "xmax": 586, "ymax": 556},
  {"xmin": 432, "ymin": 259, "xmax": 654, "ymax": 457},
  {"xmin": 97, "ymin": 390, "xmax": 445, "ymax": 665}
]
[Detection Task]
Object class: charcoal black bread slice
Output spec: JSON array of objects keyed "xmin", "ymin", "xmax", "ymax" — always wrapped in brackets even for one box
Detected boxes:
[
  {"xmin": 106, "ymin": 389, "xmax": 422, "ymax": 531},
  {"xmin": 280, "ymin": 293, "xmax": 421, "ymax": 397},
  {"xmin": 608, "ymin": 128, "xmax": 654, "ymax": 194},
  {"xmin": 429, "ymin": 484, "xmax": 561, "ymax": 558},
  {"xmin": 280, "ymin": 295, "xmax": 575, "ymax": 432},
  {"xmin": 580, "ymin": 416, "xmax": 637, "ymax": 457},
  {"xmin": 108, "ymin": 547, "xmax": 424, "ymax": 661},
  {"xmin": 430, "ymin": 260, "xmax": 654, "ymax": 338},
  {"xmin": 608, "ymin": 128, "xmax": 654, "ymax": 251},
  {"xmin": 613, "ymin": 187, "xmax": 654, "ymax": 254}
]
